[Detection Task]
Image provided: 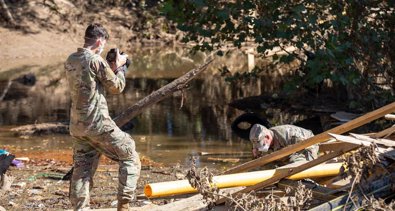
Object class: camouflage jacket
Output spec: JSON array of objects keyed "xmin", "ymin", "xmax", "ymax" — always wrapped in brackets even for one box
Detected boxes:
[
  {"xmin": 270, "ymin": 125, "xmax": 315, "ymax": 150},
  {"xmin": 64, "ymin": 48, "xmax": 126, "ymax": 137}
]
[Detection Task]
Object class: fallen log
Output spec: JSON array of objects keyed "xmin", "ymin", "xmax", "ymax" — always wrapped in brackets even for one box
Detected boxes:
[
  {"xmin": 10, "ymin": 58, "xmax": 214, "ymax": 136},
  {"xmin": 10, "ymin": 122, "xmax": 69, "ymax": 136},
  {"xmin": 114, "ymin": 58, "xmax": 214, "ymax": 127}
]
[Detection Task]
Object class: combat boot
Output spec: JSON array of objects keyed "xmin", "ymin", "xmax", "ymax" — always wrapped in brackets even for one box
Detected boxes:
[{"xmin": 117, "ymin": 199, "xmax": 129, "ymax": 211}]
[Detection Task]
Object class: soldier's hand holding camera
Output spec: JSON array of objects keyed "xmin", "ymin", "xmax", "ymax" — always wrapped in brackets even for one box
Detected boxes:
[{"xmin": 106, "ymin": 48, "xmax": 131, "ymax": 74}]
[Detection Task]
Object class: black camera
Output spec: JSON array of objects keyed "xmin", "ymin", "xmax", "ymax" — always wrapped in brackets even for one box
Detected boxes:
[{"xmin": 106, "ymin": 48, "xmax": 131, "ymax": 68}]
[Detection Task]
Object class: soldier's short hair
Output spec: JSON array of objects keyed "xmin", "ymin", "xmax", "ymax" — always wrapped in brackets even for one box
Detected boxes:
[
  {"xmin": 84, "ymin": 23, "xmax": 109, "ymax": 45},
  {"xmin": 249, "ymin": 124, "xmax": 269, "ymax": 141}
]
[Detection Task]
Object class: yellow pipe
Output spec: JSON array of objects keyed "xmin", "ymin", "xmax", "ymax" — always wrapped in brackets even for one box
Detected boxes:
[{"xmin": 144, "ymin": 162, "xmax": 343, "ymax": 198}]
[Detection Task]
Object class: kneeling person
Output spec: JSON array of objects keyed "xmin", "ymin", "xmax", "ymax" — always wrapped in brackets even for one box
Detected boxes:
[{"xmin": 249, "ymin": 124, "xmax": 318, "ymax": 163}]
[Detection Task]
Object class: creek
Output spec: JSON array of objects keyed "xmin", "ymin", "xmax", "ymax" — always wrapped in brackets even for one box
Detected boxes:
[{"xmin": 0, "ymin": 47, "xmax": 322, "ymax": 167}]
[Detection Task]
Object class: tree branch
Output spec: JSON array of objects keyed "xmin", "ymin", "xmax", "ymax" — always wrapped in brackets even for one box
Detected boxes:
[
  {"xmin": 0, "ymin": 0, "xmax": 15, "ymax": 26},
  {"xmin": 114, "ymin": 57, "xmax": 214, "ymax": 127}
]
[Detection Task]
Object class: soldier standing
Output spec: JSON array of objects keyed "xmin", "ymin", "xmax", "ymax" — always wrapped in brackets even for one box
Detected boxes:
[
  {"xmin": 249, "ymin": 124, "xmax": 318, "ymax": 163},
  {"xmin": 64, "ymin": 23, "xmax": 141, "ymax": 211}
]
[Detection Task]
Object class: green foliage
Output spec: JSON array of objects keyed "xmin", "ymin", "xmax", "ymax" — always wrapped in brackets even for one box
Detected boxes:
[{"xmin": 162, "ymin": 0, "xmax": 395, "ymax": 110}]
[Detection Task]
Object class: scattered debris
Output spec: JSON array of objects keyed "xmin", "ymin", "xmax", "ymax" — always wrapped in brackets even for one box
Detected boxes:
[
  {"xmin": 12, "ymin": 182, "xmax": 26, "ymax": 188},
  {"xmin": 361, "ymin": 196, "xmax": 395, "ymax": 211},
  {"xmin": 186, "ymin": 157, "xmax": 314, "ymax": 211},
  {"xmin": 206, "ymin": 157, "xmax": 240, "ymax": 163},
  {"xmin": 330, "ymin": 111, "xmax": 360, "ymax": 122}
]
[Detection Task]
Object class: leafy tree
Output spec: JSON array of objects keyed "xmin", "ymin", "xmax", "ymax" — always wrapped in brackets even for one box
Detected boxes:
[{"xmin": 162, "ymin": 0, "xmax": 395, "ymax": 110}]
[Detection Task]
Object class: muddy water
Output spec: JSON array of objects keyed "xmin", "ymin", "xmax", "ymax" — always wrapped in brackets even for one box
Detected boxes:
[{"xmin": 0, "ymin": 47, "xmax": 304, "ymax": 168}]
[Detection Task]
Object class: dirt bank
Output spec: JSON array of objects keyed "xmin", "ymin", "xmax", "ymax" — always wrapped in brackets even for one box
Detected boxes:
[{"xmin": 0, "ymin": 1, "xmax": 176, "ymax": 70}]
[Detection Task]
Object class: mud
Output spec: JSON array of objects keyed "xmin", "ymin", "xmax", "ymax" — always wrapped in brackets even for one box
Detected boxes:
[{"xmin": 0, "ymin": 149, "xmax": 207, "ymax": 210}]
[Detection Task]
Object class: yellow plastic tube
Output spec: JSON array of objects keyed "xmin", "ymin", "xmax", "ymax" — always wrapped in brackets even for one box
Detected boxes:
[{"xmin": 144, "ymin": 162, "xmax": 342, "ymax": 198}]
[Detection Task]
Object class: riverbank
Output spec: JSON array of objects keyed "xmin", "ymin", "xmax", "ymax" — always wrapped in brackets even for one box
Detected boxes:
[
  {"xmin": 0, "ymin": 148, "xmax": 200, "ymax": 210},
  {"xmin": 0, "ymin": 1, "xmax": 177, "ymax": 64}
]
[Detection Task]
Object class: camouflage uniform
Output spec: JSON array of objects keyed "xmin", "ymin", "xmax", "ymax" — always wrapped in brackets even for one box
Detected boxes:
[
  {"xmin": 270, "ymin": 125, "xmax": 318, "ymax": 163},
  {"xmin": 65, "ymin": 48, "xmax": 141, "ymax": 210}
]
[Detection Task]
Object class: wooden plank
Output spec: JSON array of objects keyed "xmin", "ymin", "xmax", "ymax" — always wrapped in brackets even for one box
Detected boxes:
[
  {"xmin": 370, "ymin": 125, "xmax": 395, "ymax": 138},
  {"xmin": 349, "ymin": 133, "xmax": 395, "ymax": 147},
  {"xmin": 384, "ymin": 114, "xmax": 395, "ymax": 121},
  {"xmin": 216, "ymin": 144, "xmax": 358, "ymax": 205},
  {"xmin": 145, "ymin": 187, "xmax": 241, "ymax": 211},
  {"xmin": 328, "ymin": 133, "xmax": 373, "ymax": 146},
  {"xmin": 319, "ymin": 142, "xmax": 356, "ymax": 152},
  {"xmin": 224, "ymin": 102, "xmax": 395, "ymax": 174},
  {"xmin": 329, "ymin": 133, "xmax": 388, "ymax": 153}
]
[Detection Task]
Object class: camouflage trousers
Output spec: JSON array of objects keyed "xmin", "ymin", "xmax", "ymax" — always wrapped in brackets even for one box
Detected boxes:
[
  {"xmin": 69, "ymin": 127, "xmax": 141, "ymax": 211},
  {"xmin": 289, "ymin": 144, "xmax": 319, "ymax": 163}
]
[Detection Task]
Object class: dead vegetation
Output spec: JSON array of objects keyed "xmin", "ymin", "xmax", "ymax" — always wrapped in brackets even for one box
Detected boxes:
[
  {"xmin": 340, "ymin": 144, "xmax": 380, "ymax": 184},
  {"xmin": 340, "ymin": 144, "xmax": 393, "ymax": 210},
  {"xmin": 361, "ymin": 196, "xmax": 395, "ymax": 211},
  {"xmin": 186, "ymin": 157, "xmax": 220, "ymax": 210},
  {"xmin": 186, "ymin": 157, "xmax": 313, "ymax": 211}
]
